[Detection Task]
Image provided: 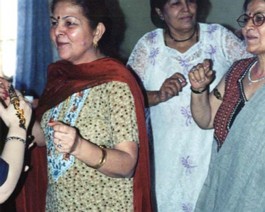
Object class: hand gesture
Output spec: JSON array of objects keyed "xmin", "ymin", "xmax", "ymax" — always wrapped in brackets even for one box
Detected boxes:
[
  {"xmin": 159, "ymin": 72, "xmax": 187, "ymax": 102},
  {"xmin": 188, "ymin": 59, "xmax": 215, "ymax": 92},
  {"xmin": 0, "ymin": 92, "xmax": 32, "ymax": 130},
  {"xmin": 49, "ymin": 121, "xmax": 81, "ymax": 154}
]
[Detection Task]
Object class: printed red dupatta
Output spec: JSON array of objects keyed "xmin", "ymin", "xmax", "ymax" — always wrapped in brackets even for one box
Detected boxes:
[{"xmin": 16, "ymin": 58, "xmax": 152, "ymax": 212}]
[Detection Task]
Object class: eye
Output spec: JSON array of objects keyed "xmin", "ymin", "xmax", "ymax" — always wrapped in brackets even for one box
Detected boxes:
[
  {"xmin": 65, "ymin": 21, "xmax": 76, "ymax": 27},
  {"xmin": 63, "ymin": 17, "xmax": 79, "ymax": 28},
  {"xmin": 238, "ymin": 14, "xmax": 249, "ymax": 24},
  {"xmin": 169, "ymin": 0, "xmax": 180, "ymax": 5},
  {"xmin": 50, "ymin": 18, "xmax": 58, "ymax": 27},
  {"xmin": 253, "ymin": 13, "xmax": 265, "ymax": 26},
  {"xmin": 242, "ymin": 15, "xmax": 250, "ymax": 24}
]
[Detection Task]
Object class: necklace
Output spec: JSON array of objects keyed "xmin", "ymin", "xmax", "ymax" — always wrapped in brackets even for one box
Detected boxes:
[
  {"xmin": 247, "ymin": 62, "xmax": 265, "ymax": 85},
  {"xmin": 167, "ymin": 26, "xmax": 197, "ymax": 42}
]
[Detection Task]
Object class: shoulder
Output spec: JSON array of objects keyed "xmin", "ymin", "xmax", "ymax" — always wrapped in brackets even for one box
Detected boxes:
[
  {"xmin": 92, "ymin": 82, "xmax": 134, "ymax": 106},
  {"xmin": 199, "ymin": 22, "xmax": 226, "ymax": 29},
  {"xmin": 135, "ymin": 28, "xmax": 163, "ymax": 45},
  {"xmin": 199, "ymin": 22, "xmax": 231, "ymax": 35},
  {"xmin": 227, "ymin": 57, "xmax": 257, "ymax": 76},
  {"xmin": 94, "ymin": 81, "xmax": 131, "ymax": 93},
  {"xmin": 231, "ymin": 57, "xmax": 257, "ymax": 67}
]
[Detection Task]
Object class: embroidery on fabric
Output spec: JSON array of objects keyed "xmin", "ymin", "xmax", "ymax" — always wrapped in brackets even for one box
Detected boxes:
[{"xmin": 46, "ymin": 89, "xmax": 90, "ymax": 181}]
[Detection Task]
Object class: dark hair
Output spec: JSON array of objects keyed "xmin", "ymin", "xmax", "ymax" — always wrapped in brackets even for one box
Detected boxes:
[
  {"xmin": 51, "ymin": 0, "xmax": 120, "ymax": 58},
  {"xmin": 150, "ymin": 0, "xmax": 168, "ymax": 28},
  {"xmin": 150, "ymin": 0, "xmax": 211, "ymax": 28},
  {"xmin": 243, "ymin": 0, "xmax": 265, "ymax": 11},
  {"xmin": 243, "ymin": 0, "xmax": 249, "ymax": 11}
]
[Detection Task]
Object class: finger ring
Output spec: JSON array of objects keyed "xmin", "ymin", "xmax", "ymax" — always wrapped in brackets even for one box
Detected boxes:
[{"xmin": 57, "ymin": 144, "xmax": 62, "ymax": 148}]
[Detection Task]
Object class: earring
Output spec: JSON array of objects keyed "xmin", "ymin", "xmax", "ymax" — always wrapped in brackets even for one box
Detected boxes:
[
  {"xmin": 159, "ymin": 15, "xmax": 164, "ymax": 21},
  {"xmin": 93, "ymin": 40, "xmax": 98, "ymax": 49}
]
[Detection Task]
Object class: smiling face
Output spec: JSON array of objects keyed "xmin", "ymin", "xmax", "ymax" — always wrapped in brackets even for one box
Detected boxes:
[
  {"xmin": 156, "ymin": 0, "xmax": 197, "ymax": 33},
  {"xmin": 242, "ymin": 0, "xmax": 265, "ymax": 55},
  {"xmin": 50, "ymin": 2, "xmax": 100, "ymax": 64}
]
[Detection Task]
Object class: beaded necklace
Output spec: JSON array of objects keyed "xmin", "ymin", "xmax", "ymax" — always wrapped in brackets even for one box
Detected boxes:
[{"xmin": 167, "ymin": 25, "xmax": 198, "ymax": 42}]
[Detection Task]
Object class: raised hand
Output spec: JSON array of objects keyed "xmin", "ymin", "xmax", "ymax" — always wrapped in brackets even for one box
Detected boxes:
[
  {"xmin": 188, "ymin": 59, "xmax": 215, "ymax": 92},
  {"xmin": 0, "ymin": 91, "xmax": 32, "ymax": 131}
]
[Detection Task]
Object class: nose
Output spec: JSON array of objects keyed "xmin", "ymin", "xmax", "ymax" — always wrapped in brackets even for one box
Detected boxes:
[
  {"xmin": 182, "ymin": 1, "xmax": 190, "ymax": 12},
  {"xmin": 53, "ymin": 22, "xmax": 65, "ymax": 37}
]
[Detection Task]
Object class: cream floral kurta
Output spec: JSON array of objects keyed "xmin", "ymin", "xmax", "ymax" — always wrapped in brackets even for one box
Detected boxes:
[
  {"xmin": 127, "ymin": 23, "xmax": 252, "ymax": 212},
  {"xmin": 41, "ymin": 82, "xmax": 139, "ymax": 212}
]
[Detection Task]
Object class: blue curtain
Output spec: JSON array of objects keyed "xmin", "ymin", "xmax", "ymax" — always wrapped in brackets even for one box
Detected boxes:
[{"xmin": 15, "ymin": 0, "xmax": 53, "ymax": 97}]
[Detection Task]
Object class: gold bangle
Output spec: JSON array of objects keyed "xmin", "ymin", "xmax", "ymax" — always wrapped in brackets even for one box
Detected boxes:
[{"xmin": 90, "ymin": 145, "xmax": 107, "ymax": 169}]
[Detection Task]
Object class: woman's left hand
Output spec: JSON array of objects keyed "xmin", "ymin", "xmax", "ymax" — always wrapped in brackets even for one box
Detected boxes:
[{"xmin": 48, "ymin": 121, "xmax": 81, "ymax": 154}]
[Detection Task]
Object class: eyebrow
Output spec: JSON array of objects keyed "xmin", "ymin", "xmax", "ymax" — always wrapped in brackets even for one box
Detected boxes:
[
  {"xmin": 247, "ymin": 11, "xmax": 265, "ymax": 15},
  {"xmin": 50, "ymin": 15, "xmax": 80, "ymax": 20}
]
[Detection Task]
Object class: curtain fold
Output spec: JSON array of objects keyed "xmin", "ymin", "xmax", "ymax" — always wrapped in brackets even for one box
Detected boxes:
[{"xmin": 15, "ymin": 0, "xmax": 53, "ymax": 97}]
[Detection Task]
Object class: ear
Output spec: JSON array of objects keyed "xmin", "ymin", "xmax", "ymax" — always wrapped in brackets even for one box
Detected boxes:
[
  {"xmin": 93, "ymin": 22, "xmax": 106, "ymax": 45},
  {"xmin": 155, "ymin": 8, "xmax": 164, "ymax": 20}
]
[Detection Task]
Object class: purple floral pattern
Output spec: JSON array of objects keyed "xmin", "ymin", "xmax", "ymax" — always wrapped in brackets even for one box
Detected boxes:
[
  {"xmin": 127, "ymin": 22, "xmax": 251, "ymax": 212},
  {"xmin": 182, "ymin": 203, "xmax": 193, "ymax": 212},
  {"xmin": 181, "ymin": 105, "xmax": 192, "ymax": 126},
  {"xmin": 181, "ymin": 156, "xmax": 197, "ymax": 174}
]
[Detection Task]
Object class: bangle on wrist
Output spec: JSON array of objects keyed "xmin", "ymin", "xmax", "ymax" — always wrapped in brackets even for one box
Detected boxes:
[
  {"xmin": 89, "ymin": 145, "xmax": 107, "ymax": 169},
  {"xmin": 190, "ymin": 86, "xmax": 208, "ymax": 94},
  {"xmin": 5, "ymin": 136, "xmax": 26, "ymax": 144}
]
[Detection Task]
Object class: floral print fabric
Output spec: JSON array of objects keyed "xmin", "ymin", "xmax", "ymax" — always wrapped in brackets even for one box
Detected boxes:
[
  {"xmin": 127, "ymin": 23, "xmax": 251, "ymax": 212},
  {"xmin": 42, "ymin": 82, "xmax": 138, "ymax": 212}
]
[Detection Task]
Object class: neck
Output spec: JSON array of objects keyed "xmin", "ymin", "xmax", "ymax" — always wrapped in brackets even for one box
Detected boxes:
[{"xmin": 167, "ymin": 25, "xmax": 198, "ymax": 43}]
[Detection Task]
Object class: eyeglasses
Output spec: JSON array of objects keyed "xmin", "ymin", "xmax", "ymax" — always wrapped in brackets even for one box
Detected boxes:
[{"xmin": 237, "ymin": 13, "xmax": 265, "ymax": 27}]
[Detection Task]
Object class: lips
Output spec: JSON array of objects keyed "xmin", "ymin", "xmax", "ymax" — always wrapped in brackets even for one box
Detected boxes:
[
  {"xmin": 56, "ymin": 41, "xmax": 69, "ymax": 48},
  {"xmin": 180, "ymin": 15, "xmax": 192, "ymax": 21},
  {"xmin": 246, "ymin": 35, "xmax": 258, "ymax": 41}
]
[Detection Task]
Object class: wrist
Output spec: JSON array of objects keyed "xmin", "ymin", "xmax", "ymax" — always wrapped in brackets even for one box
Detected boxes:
[
  {"xmin": 8, "ymin": 128, "xmax": 27, "ymax": 138},
  {"xmin": 190, "ymin": 86, "xmax": 208, "ymax": 94}
]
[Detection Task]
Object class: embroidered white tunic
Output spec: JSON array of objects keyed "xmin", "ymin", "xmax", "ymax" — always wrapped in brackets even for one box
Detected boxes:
[{"xmin": 127, "ymin": 23, "xmax": 251, "ymax": 212}]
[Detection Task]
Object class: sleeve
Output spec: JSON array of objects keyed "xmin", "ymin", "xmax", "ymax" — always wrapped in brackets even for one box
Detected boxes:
[
  {"xmin": 127, "ymin": 35, "xmax": 150, "ymax": 83},
  {"xmin": 108, "ymin": 82, "xmax": 139, "ymax": 146},
  {"xmin": 0, "ymin": 158, "xmax": 9, "ymax": 186},
  {"xmin": 220, "ymin": 25, "xmax": 253, "ymax": 65}
]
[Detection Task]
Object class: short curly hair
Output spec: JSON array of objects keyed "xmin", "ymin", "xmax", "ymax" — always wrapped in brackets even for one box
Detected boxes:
[{"xmin": 150, "ymin": 0, "xmax": 211, "ymax": 28}]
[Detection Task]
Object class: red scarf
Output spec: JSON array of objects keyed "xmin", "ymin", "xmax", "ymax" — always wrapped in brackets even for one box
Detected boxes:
[{"xmin": 16, "ymin": 58, "xmax": 152, "ymax": 212}]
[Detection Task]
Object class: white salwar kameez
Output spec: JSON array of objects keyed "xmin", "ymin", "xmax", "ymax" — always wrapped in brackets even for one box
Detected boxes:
[{"xmin": 127, "ymin": 23, "xmax": 251, "ymax": 212}]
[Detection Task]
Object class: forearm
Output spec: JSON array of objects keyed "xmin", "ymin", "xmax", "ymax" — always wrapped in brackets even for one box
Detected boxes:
[
  {"xmin": 191, "ymin": 91, "xmax": 213, "ymax": 129},
  {"xmin": 72, "ymin": 139, "xmax": 138, "ymax": 178},
  {"xmin": 32, "ymin": 121, "xmax": 46, "ymax": 146},
  {"xmin": 0, "ymin": 127, "xmax": 26, "ymax": 203}
]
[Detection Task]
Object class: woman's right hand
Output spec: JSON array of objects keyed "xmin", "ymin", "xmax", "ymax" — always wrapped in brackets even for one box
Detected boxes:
[
  {"xmin": 188, "ymin": 59, "xmax": 215, "ymax": 92},
  {"xmin": 158, "ymin": 72, "xmax": 187, "ymax": 102},
  {"xmin": 0, "ymin": 94, "xmax": 32, "ymax": 131}
]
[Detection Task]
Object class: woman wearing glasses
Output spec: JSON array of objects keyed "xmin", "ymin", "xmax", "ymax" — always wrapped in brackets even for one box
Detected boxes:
[{"xmin": 188, "ymin": 0, "xmax": 265, "ymax": 211}]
